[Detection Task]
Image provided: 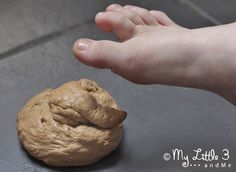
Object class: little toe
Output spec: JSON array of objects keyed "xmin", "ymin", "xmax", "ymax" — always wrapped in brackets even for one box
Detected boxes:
[
  {"xmin": 124, "ymin": 5, "xmax": 158, "ymax": 26},
  {"xmin": 150, "ymin": 10, "xmax": 180, "ymax": 27},
  {"xmin": 107, "ymin": 4, "xmax": 145, "ymax": 25},
  {"xmin": 95, "ymin": 11, "xmax": 136, "ymax": 41}
]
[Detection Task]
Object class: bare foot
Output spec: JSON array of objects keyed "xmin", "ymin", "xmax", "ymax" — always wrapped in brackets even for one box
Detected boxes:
[
  {"xmin": 73, "ymin": 4, "xmax": 193, "ymax": 85},
  {"xmin": 73, "ymin": 4, "xmax": 236, "ymax": 106}
]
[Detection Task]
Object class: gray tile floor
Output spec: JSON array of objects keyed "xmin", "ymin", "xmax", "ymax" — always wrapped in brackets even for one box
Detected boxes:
[{"xmin": 0, "ymin": 1, "xmax": 236, "ymax": 172}]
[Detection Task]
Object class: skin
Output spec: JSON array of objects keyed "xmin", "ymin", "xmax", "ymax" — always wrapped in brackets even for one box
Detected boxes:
[{"xmin": 73, "ymin": 4, "xmax": 236, "ymax": 106}]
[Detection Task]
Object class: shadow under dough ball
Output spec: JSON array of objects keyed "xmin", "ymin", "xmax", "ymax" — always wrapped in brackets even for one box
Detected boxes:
[{"xmin": 17, "ymin": 79, "xmax": 127, "ymax": 167}]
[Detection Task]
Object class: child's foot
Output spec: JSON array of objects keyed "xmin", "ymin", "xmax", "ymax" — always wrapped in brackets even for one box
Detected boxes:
[
  {"xmin": 73, "ymin": 4, "xmax": 192, "ymax": 84},
  {"xmin": 73, "ymin": 4, "xmax": 236, "ymax": 105}
]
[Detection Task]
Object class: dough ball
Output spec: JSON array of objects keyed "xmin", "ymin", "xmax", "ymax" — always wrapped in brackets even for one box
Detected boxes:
[{"xmin": 17, "ymin": 79, "xmax": 127, "ymax": 167}]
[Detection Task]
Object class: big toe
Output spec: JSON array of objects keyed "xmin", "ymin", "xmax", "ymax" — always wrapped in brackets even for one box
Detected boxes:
[{"xmin": 73, "ymin": 38, "xmax": 124, "ymax": 69}]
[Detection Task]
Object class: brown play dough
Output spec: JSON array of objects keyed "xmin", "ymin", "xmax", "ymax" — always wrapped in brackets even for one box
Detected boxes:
[{"xmin": 17, "ymin": 79, "xmax": 127, "ymax": 167}]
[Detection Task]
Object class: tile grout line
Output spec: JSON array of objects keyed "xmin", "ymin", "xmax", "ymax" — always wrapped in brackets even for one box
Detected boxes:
[
  {"xmin": 0, "ymin": 19, "xmax": 93, "ymax": 60},
  {"xmin": 177, "ymin": 0, "xmax": 222, "ymax": 26}
]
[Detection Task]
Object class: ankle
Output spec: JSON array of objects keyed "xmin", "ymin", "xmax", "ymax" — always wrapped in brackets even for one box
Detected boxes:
[{"xmin": 186, "ymin": 23, "xmax": 236, "ymax": 92}]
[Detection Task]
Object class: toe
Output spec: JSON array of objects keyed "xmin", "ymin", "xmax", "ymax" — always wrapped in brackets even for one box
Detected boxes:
[
  {"xmin": 150, "ymin": 10, "xmax": 180, "ymax": 27},
  {"xmin": 124, "ymin": 5, "xmax": 158, "ymax": 26},
  {"xmin": 73, "ymin": 38, "xmax": 124, "ymax": 69},
  {"xmin": 106, "ymin": 4, "xmax": 122, "ymax": 11},
  {"xmin": 95, "ymin": 11, "xmax": 136, "ymax": 41},
  {"xmin": 107, "ymin": 4, "xmax": 145, "ymax": 25}
]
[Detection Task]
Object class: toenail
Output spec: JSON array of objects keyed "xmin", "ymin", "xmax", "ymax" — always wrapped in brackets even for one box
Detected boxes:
[
  {"xmin": 75, "ymin": 39, "xmax": 92, "ymax": 52},
  {"xmin": 96, "ymin": 12, "xmax": 104, "ymax": 18},
  {"xmin": 124, "ymin": 5, "xmax": 131, "ymax": 9},
  {"xmin": 108, "ymin": 4, "xmax": 120, "ymax": 10}
]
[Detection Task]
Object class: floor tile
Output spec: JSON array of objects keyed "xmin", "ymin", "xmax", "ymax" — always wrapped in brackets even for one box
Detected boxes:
[
  {"xmin": 0, "ymin": 21, "xmax": 235, "ymax": 172},
  {"xmin": 190, "ymin": 0, "xmax": 236, "ymax": 24},
  {"xmin": 0, "ymin": 0, "xmax": 212, "ymax": 56}
]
